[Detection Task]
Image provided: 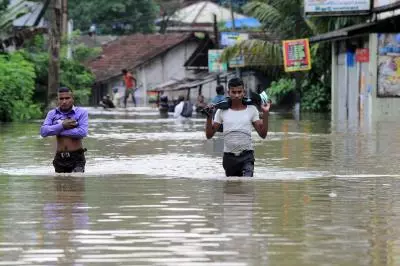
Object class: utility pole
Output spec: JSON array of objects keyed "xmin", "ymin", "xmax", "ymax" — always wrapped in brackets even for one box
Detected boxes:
[
  {"xmin": 61, "ymin": 0, "xmax": 68, "ymax": 36},
  {"xmin": 213, "ymin": 14, "xmax": 220, "ymax": 85},
  {"xmin": 229, "ymin": 0, "xmax": 240, "ymax": 79},
  {"xmin": 47, "ymin": 0, "xmax": 62, "ymax": 108},
  {"xmin": 229, "ymin": 0, "xmax": 236, "ymax": 30}
]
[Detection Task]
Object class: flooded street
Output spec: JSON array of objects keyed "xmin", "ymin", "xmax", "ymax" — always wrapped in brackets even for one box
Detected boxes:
[{"xmin": 1, "ymin": 107, "xmax": 400, "ymax": 265}]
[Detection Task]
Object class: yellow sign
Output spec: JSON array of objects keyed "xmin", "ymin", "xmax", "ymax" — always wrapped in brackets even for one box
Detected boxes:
[{"xmin": 282, "ymin": 39, "xmax": 312, "ymax": 72}]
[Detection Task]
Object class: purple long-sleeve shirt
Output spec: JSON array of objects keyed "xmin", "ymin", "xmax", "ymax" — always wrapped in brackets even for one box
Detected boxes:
[{"xmin": 40, "ymin": 106, "xmax": 88, "ymax": 139}]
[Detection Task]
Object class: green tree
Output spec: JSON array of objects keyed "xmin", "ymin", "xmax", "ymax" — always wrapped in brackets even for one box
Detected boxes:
[
  {"xmin": 22, "ymin": 35, "xmax": 96, "ymax": 107},
  {"xmin": 68, "ymin": 0, "xmax": 159, "ymax": 35},
  {"xmin": 0, "ymin": 52, "xmax": 41, "ymax": 122}
]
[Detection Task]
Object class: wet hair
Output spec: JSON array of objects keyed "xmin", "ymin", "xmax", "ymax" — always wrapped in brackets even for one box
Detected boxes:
[
  {"xmin": 216, "ymin": 85, "xmax": 224, "ymax": 95},
  {"xmin": 228, "ymin": 77, "xmax": 244, "ymax": 89},
  {"xmin": 58, "ymin": 87, "xmax": 71, "ymax": 93},
  {"xmin": 122, "ymin": 69, "xmax": 128, "ymax": 74}
]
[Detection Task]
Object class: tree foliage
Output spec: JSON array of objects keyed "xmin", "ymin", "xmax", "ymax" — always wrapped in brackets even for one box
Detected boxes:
[
  {"xmin": 0, "ymin": 52, "xmax": 41, "ymax": 122},
  {"xmin": 68, "ymin": 0, "xmax": 159, "ymax": 35},
  {"xmin": 22, "ymin": 35, "xmax": 96, "ymax": 107}
]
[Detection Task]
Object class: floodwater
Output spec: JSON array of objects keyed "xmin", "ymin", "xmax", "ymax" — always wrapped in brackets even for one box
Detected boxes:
[{"xmin": 1, "ymin": 107, "xmax": 400, "ymax": 265}]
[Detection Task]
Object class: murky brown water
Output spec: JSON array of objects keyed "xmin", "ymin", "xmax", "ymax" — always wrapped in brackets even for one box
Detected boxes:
[{"xmin": 1, "ymin": 107, "xmax": 400, "ymax": 265}]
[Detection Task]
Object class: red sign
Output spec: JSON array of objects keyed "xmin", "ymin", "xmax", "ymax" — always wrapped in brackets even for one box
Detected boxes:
[
  {"xmin": 356, "ymin": 48, "xmax": 369, "ymax": 62},
  {"xmin": 282, "ymin": 39, "xmax": 312, "ymax": 72}
]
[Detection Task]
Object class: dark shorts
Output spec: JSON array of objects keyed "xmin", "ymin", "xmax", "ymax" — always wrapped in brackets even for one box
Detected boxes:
[
  {"xmin": 53, "ymin": 148, "xmax": 86, "ymax": 173},
  {"xmin": 223, "ymin": 150, "xmax": 255, "ymax": 177}
]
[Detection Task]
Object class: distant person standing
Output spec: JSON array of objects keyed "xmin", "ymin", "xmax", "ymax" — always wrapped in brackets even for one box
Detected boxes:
[
  {"xmin": 112, "ymin": 87, "xmax": 121, "ymax": 107},
  {"xmin": 212, "ymin": 85, "xmax": 226, "ymax": 104},
  {"xmin": 122, "ymin": 69, "xmax": 137, "ymax": 108},
  {"xmin": 174, "ymin": 95, "xmax": 193, "ymax": 119},
  {"xmin": 40, "ymin": 87, "xmax": 88, "ymax": 173},
  {"xmin": 196, "ymin": 94, "xmax": 207, "ymax": 113}
]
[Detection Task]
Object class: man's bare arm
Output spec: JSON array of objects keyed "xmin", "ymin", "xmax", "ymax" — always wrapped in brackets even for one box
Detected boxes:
[
  {"xmin": 253, "ymin": 112, "xmax": 269, "ymax": 139},
  {"xmin": 205, "ymin": 116, "xmax": 221, "ymax": 139},
  {"xmin": 252, "ymin": 103, "xmax": 271, "ymax": 139}
]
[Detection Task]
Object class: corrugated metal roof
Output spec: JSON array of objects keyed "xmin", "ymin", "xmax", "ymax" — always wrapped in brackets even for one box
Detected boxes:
[
  {"xmin": 168, "ymin": 1, "xmax": 248, "ymax": 24},
  {"xmin": 11, "ymin": 0, "xmax": 44, "ymax": 27}
]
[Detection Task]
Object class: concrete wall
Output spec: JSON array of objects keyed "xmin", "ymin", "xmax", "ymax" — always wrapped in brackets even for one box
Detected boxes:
[
  {"xmin": 332, "ymin": 33, "xmax": 400, "ymax": 128},
  {"xmin": 331, "ymin": 37, "xmax": 371, "ymax": 129},
  {"xmin": 138, "ymin": 41, "xmax": 199, "ymax": 90}
]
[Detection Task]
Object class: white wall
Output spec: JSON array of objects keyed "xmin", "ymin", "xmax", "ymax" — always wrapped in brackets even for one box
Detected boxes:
[
  {"xmin": 331, "ymin": 38, "xmax": 370, "ymax": 129},
  {"xmin": 331, "ymin": 33, "xmax": 400, "ymax": 127},
  {"xmin": 139, "ymin": 41, "xmax": 199, "ymax": 91},
  {"xmin": 102, "ymin": 40, "xmax": 199, "ymax": 106}
]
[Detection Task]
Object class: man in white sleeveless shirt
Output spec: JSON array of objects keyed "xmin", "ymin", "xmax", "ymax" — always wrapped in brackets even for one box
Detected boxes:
[{"xmin": 205, "ymin": 78, "xmax": 271, "ymax": 177}]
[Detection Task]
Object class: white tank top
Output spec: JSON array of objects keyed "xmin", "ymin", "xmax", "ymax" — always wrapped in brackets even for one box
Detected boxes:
[{"xmin": 214, "ymin": 105, "xmax": 260, "ymax": 153}]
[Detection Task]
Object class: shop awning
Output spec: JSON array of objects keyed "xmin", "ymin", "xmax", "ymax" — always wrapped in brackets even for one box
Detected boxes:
[
  {"xmin": 154, "ymin": 72, "xmax": 235, "ymax": 92},
  {"xmin": 310, "ymin": 14, "xmax": 400, "ymax": 43},
  {"xmin": 175, "ymin": 72, "xmax": 235, "ymax": 90}
]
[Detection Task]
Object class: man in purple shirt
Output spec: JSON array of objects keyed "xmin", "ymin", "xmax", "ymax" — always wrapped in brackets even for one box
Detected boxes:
[{"xmin": 40, "ymin": 87, "xmax": 89, "ymax": 173}]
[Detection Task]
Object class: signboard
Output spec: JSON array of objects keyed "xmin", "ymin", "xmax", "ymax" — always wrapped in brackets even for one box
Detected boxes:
[
  {"xmin": 208, "ymin": 49, "xmax": 228, "ymax": 73},
  {"xmin": 377, "ymin": 33, "xmax": 400, "ymax": 97},
  {"xmin": 374, "ymin": 0, "xmax": 400, "ymax": 8},
  {"xmin": 282, "ymin": 39, "xmax": 312, "ymax": 72},
  {"xmin": 229, "ymin": 55, "xmax": 245, "ymax": 67},
  {"xmin": 304, "ymin": 0, "xmax": 371, "ymax": 15},
  {"xmin": 356, "ymin": 48, "xmax": 370, "ymax": 62},
  {"xmin": 220, "ymin": 32, "xmax": 248, "ymax": 68},
  {"xmin": 220, "ymin": 32, "xmax": 249, "ymax": 47}
]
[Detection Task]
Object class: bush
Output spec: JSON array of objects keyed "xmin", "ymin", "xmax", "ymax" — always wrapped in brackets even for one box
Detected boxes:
[
  {"xmin": 0, "ymin": 52, "xmax": 41, "ymax": 122},
  {"xmin": 267, "ymin": 78, "xmax": 295, "ymax": 104},
  {"xmin": 60, "ymin": 59, "xmax": 94, "ymax": 105},
  {"xmin": 267, "ymin": 77, "xmax": 330, "ymax": 112},
  {"xmin": 22, "ymin": 50, "xmax": 95, "ymax": 106},
  {"xmin": 301, "ymin": 81, "xmax": 331, "ymax": 112}
]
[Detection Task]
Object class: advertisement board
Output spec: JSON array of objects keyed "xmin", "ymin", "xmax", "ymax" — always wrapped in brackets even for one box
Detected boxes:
[
  {"xmin": 305, "ymin": 0, "xmax": 371, "ymax": 15},
  {"xmin": 356, "ymin": 48, "xmax": 370, "ymax": 62},
  {"xmin": 229, "ymin": 55, "xmax": 245, "ymax": 67},
  {"xmin": 377, "ymin": 33, "xmax": 400, "ymax": 97},
  {"xmin": 220, "ymin": 32, "xmax": 249, "ymax": 47},
  {"xmin": 208, "ymin": 50, "xmax": 228, "ymax": 73},
  {"xmin": 282, "ymin": 39, "xmax": 312, "ymax": 72}
]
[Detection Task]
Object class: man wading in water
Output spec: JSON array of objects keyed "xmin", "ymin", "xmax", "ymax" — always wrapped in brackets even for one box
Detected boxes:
[
  {"xmin": 205, "ymin": 78, "xmax": 271, "ymax": 177},
  {"xmin": 40, "ymin": 87, "xmax": 89, "ymax": 173}
]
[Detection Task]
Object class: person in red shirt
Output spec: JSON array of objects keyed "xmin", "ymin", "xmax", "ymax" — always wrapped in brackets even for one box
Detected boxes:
[{"xmin": 122, "ymin": 69, "xmax": 137, "ymax": 108}]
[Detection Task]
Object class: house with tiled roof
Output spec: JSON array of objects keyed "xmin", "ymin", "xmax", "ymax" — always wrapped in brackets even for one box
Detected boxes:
[{"xmin": 88, "ymin": 32, "xmax": 227, "ymax": 105}]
